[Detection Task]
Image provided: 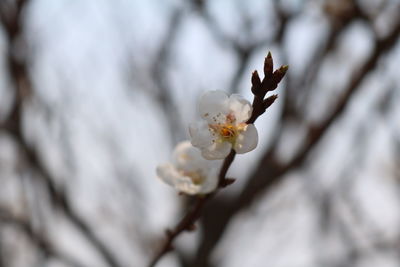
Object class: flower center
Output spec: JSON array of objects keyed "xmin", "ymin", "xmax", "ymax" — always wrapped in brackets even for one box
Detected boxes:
[
  {"xmin": 209, "ymin": 113, "xmax": 247, "ymax": 144},
  {"xmin": 209, "ymin": 123, "xmax": 243, "ymax": 144},
  {"xmin": 219, "ymin": 125, "xmax": 237, "ymax": 139},
  {"xmin": 181, "ymin": 170, "xmax": 204, "ymax": 185}
]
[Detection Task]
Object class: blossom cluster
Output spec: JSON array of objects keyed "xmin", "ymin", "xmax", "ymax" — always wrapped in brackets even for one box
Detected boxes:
[{"xmin": 156, "ymin": 90, "xmax": 258, "ymax": 195}]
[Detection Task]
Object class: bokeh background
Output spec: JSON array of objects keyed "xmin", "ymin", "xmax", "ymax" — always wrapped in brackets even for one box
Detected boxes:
[{"xmin": 1, "ymin": 0, "xmax": 400, "ymax": 266}]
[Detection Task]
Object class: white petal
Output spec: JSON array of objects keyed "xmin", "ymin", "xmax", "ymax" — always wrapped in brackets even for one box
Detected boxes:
[
  {"xmin": 234, "ymin": 124, "xmax": 258, "ymax": 154},
  {"xmin": 228, "ymin": 94, "xmax": 253, "ymax": 123},
  {"xmin": 199, "ymin": 90, "xmax": 229, "ymax": 123},
  {"xmin": 157, "ymin": 163, "xmax": 202, "ymax": 194},
  {"xmin": 156, "ymin": 163, "xmax": 181, "ymax": 187},
  {"xmin": 174, "ymin": 177, "xmax": 202, "ymax": 195},
  {"xmin": 201, "ymin": 141, "xmax": 232, "ymax": 160},
  {"xmin": 189, "ymin": 121, "xmax": 215, "ymax": 149},
  {"xmin": 173, "ymin": 140, "xmax": 206, "ymax": 172},
  {"xmin": 199, "ymin": 166, "xmax": 220, "ymax": 194},
  {"xmin": 173, "ymin": 141, "xmax": 193, "ymax": 157}
]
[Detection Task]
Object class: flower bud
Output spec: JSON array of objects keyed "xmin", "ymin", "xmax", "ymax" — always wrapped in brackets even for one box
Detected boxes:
[
  {"xmin": 272, "ymin": 65, "xmax": 289, "ymax": 85},
  {"xmin": 251, "ymin": 70, "xmax": 262, "ymax": 95},
  {"xmin": 263, "ymin": 51, "xmax": 273, "ymax": 77},
  {"xmin": 263, "ymin": 94, "xmax": 278, "ymax": 109}
]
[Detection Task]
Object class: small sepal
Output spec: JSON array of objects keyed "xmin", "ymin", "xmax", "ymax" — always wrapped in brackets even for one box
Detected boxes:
[{"xmin": 220, "ymin": 177, "xmax": 236, "ymax": 188}]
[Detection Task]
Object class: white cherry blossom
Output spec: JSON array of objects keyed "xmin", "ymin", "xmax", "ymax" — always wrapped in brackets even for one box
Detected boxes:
[
  {"xmin": 156, "ymin": 141, "xmax": 220, "ymax": 195},
  {"xmin": 189, "ymin": 90, "xmax": 258, "ymax": 159}
]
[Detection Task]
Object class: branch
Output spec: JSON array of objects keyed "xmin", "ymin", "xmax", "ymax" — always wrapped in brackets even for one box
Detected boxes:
[
  {"xmin": 0, "ymin": 2, "xmax": 122, "ymax": 267},
  {"xmin": 147, "ymin": 53, "xmax": 287, "ymax": 267},
  {"xmin": 150, "ymin": 7, "xmax": 186, "ymax": 145},
  {"xmin": 287, "ymin": 0, "xmax": 370, "ymax": 118},
  {"xmin": 0, "ymin": 208, "xmax": 88, "ymax": 267},
  {"xmin": 194, "ymin": 0, "xmax": 275, "ymax": 95}
]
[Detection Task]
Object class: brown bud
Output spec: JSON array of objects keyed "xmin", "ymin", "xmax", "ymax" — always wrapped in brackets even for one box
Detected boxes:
[
  {"xmin": 280, "ymin": 65, "xmax": 289, "ymax": 72},
  {"xmin": 264, "ymin": 51, "xmax": 273, "ymax": 77},
  {"xmin": 263, "ymin": 94, "xmax": 278, "ymax": 109},
  {"xmin": 251, "ymin": 70, "xmax": 262, "ymax": 95},
  {"xmin": 272, "ymin": 65, "xmax": 289, "ymax": 85},
  {"xmin": 251, "ymin": 70, "xmax": 261, "ymax": 86}
]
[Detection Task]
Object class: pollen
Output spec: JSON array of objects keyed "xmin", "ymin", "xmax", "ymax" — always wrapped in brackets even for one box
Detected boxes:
[
  {"xmin": 208, "ymin": 113, "xmax": 246, "ymax": 144},
  {"xmin": 219, "ymin": 125, "xmax": 236, "ymax": 138},
  {"xmin": 209, "ymin": 123, "xmax": 238, "ymax": 143}
]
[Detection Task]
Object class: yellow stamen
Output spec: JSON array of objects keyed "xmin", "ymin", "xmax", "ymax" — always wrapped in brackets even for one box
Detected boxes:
[
  {"xmin": 220, "ymin": 125, "xmax": 236, "ymax": 138},
  {"xmin": 209, "ymin": 113, "xmax": 246, "ymax": 144}
]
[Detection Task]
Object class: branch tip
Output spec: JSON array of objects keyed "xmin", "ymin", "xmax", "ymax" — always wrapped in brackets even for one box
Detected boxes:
[
  {"xmin": 272, "ymin": 65, "xmax": 289, "ymax": 85},
  {"xmin": 263, "ymin": 94, "xmax": 278, "ymax": 109},
  {"xmin": 280, "ymin": 65, "xmax": 289, "ymax": 72},
  {"xmin": 251, "ymin": 70, "xmax": 261, "ymax": 85},
  {"xmin": 264, "ymin": 52, "xmax": 274, "ymax": 76}
]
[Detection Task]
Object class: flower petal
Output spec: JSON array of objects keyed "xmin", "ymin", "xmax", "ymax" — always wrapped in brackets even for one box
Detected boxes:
[
  {"xmin": 173, "ymin": 140, "xmax": 207, "ymax": 172},
  {"xmin": 189, "ymin": 121, "xmax": 215, "ymax": 149},
  {"xmin": 174, "ymin": 177, "xmax": 202, "ymax": 195},
  {"xmin": 157, "ymin": 142, "xmax": 222, "ymax": 195},
  {"xmin": 201, "ymin": 141, "xmax": 232, "ymax": 160},
  {"xmin": 228, "ymin": 94, "xmax": 252, "ymax": 123},
  {"xmin": 199, "ymin": 165, "xmax": 220, "ymax": 193},
  {"xmin": 156, "ymin": 163, "xmax": 181, "ymax": 187},
  {"xmin": 199, "ymin": 90, "xmax": 229, "ymax": 123},
  {"xmin": 173, "ymin": 141, "xmax": 193, "ymax": 157},
  {"xmin": 157, "ymin": 163, "xmax": 202, "ymax": 194},
  {"xmin": 234, "ymin": 124, "xmax": 258, "ymax": 154}
]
